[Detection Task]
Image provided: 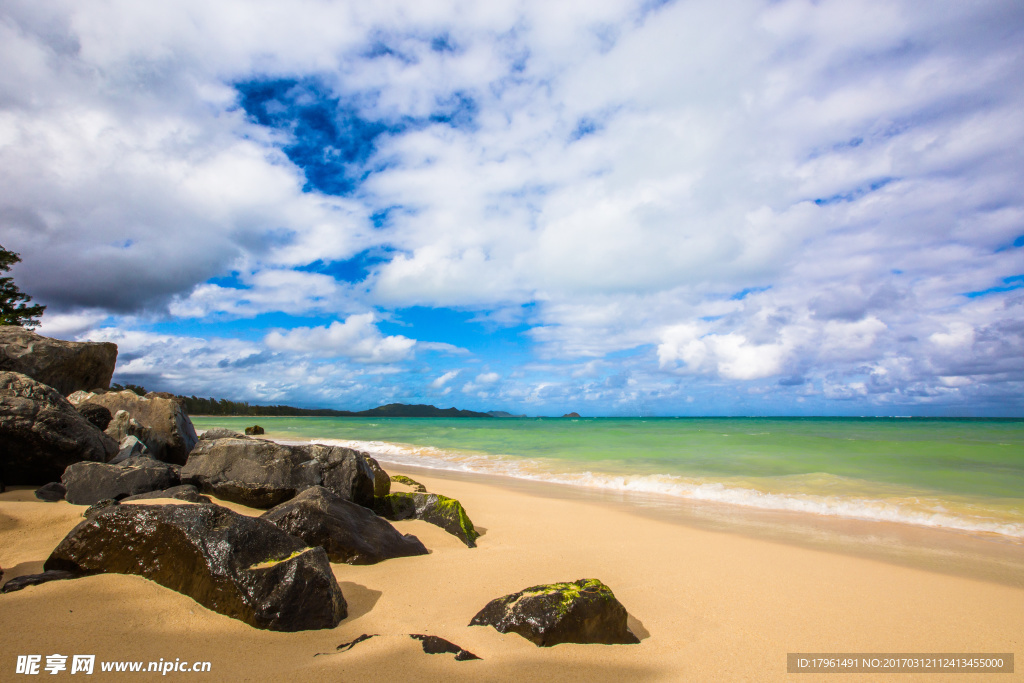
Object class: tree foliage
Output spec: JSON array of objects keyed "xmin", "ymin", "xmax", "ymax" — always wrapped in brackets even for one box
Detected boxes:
[{"xmin": 0, "ymin": 245, "xmax": 45, "ymax": 329}]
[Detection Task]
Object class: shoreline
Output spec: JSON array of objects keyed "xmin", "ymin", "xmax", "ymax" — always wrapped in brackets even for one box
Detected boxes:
[
  {"xmin": 238, "ymin": 430, "xmax": 1024, "ymax": 589},
  {"xmin": 2, "ymin": 464, "xmax": 1022, "ymax": 681},
  {"xmin": 189, "ymin": 416, "xmax": 1024, "ymax": 543},
  {"xmin": 368, "ymin": 460, "xmax": 1024, "ymax": 591}
]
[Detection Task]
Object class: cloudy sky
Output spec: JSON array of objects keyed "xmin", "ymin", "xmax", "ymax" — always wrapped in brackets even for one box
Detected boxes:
[{"xmin": 2, "ymin": 0, "xmax": 1023, "ymax": 416}]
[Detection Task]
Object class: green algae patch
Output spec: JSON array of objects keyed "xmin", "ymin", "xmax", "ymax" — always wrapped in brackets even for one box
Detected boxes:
[
  {"xmin": 422, "ymin": 494, "xmax": 479, "ymax": 548},
  {"xmin": 519, "ymin": 579, "xmax": 613, "ymax": 618},
  {"xmin": 389, "ymin": 475, "xmax": 427, "ymax": 492},
  {"xmin": 470, "ymin": 578, "xmax": 639, "ymax": 647},
  {"xmin": 247, "ymin": 547, "xmax": 313, "ymax": 570},
  {"xmin": 373, "ymin": 492, "xmax": 479, "ymax": 548}
]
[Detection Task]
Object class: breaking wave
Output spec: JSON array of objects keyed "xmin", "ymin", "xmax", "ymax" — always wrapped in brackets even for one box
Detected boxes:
[{"xmin": 307, "ymin": 438, "xmax": 1024, "ymax": 539}]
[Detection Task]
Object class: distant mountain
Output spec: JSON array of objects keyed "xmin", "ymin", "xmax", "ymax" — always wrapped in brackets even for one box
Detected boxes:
[
  {"xmin": 180, "ymin": 395, "xmax": 492, "ymax": 418},
  {"xmin": 562, "ymin": 412, "xmax": 581, "ymax": 418},
  {"xmin": 487, "ymin": 410, "xmax": 527, "ymax": 417},
  {"xmin": 360, "ymin": 403, "xmax": 491, "ymax": 418}
]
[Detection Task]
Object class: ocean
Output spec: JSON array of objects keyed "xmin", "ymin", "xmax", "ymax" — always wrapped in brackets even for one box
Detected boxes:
[{"xmin": 191, "ymin": 416, "xmax": 1024, "ymax": 541}]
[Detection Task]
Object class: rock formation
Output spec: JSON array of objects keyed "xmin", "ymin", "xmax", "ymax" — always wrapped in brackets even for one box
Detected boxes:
[
  {"xmin": 0, "ymin": 371, "xmax": 118, "ymax": 485},
  {"xmin": 45, "ymin": 503, "xmax": 347, "ymax": 631},
  {"xmin": 71, "ymin": 390, "xmax": 198, "ymax": 465},
  {"xmin": 363, "ymin": 455, "xmax": 391, "ymax": 497},
  {"xmin": 181, "ymin": 435, "xmax": 375, "ymax": 509},
  {"xmin": 261, "ymin": 486, "xmax": 427, "ymax": 565},
  {"xmin": 374, "ymin": 492, "xmax": 479, "ymax": 547},
  {"xmin": 470, "ymin": 578, "xmax": 639, "ymax": 646},
  {"xmin": 0, "ymin": 326, "xmax": 117, "ymax": 396},
  {"xmin": 62, "ymin": 456, "xmax": 181, "ymax": 505}
]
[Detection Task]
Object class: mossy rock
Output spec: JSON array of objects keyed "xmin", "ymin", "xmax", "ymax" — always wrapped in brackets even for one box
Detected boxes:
[
  {"xmin": 470, "ymin": 578, "xmax": 639, "ymax": 647},
  {"xmin": 389, "ymin": 474, "xmax": 426, "ymax": 492},
  {"xmin": 373, "ymin": 492, "xmax": 479, "ymax": 548}
]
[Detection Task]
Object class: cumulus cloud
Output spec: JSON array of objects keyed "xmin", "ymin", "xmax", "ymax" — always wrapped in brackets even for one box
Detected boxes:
[
  {"xmin": 264, "ymin": 313, "xmax": 415, "ymax": 363},
  {"xmin": 2, "ymin": 0, "xmax": 1023, "ymax": 413},
  {"xmin": 430, "ymin": 370, "xmax": 459, "ymax": 389}
]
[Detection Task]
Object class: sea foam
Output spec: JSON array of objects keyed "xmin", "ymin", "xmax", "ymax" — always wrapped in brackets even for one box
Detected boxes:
[{"xmin": 311, "ymin": 438, "xmax": 1024, "ymax": 539}]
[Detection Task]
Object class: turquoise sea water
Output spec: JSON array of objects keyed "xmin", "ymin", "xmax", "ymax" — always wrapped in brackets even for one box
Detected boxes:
[{"xmin": 192, "ymin": 416, "xmax": 1024, "ymax": 539}]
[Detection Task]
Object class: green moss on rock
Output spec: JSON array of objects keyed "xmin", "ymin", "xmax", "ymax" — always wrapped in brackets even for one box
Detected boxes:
[
  {"xmin": 373, "ymin": 492, "xmax": 479, "ymax": 548},
  {"xmin": 470, "ymin": 578, "xmax": 638, "ymax": 647},
  {"xmin": 389, "ymin": 475, "xmax": 426, "ymax": 492}
]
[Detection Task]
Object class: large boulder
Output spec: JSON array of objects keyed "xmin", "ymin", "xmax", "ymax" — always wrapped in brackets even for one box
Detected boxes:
[
  {"xmin": 45, "ymin": 503, "xmax": 347, "ymax": 631},
  {"xmin": 363, "ymin": 455, "xmax": 391, "ymax": 497},
  {"xmin": 0, "ymin": 326, "xmax": 117, "ymax": 396},
  {"xmin": 0, "ymin": 372, "xmax": 118, "ymax": 485},
  {"xmin": 181, "ymin": 436, "xmax": 375, "ymax": 509},
  {"xmin": 373, "ymin": 492, "xmax": 479, "ymax": 548},
  {"xmin": 469, "ymin": 579, "xmax": 639, "ymax": 647},
  {"xmin": 261, "ymin": 486, "xmax": 427, "ymax": 565},
  {"xmin": 71, "ymin": 390, "xmax": 198, "ymax": 466},
  {"xmin": 62, "ymin": 456, "xmax": 181, "ymax": 505}
]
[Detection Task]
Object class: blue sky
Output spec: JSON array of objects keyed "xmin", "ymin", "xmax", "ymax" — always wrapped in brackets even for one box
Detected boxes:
[{"xmin": 2, "ymin": 0, "xmax": 1023, "ymax": 416}]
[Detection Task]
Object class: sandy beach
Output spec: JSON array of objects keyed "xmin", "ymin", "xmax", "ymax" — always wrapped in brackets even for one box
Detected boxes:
[{"xmin": 2, "ymin": 464, "xmax": 1022, "ymax": 681}]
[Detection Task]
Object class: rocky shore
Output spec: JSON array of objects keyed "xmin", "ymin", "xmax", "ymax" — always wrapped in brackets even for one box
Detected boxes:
[
  {"xmin": 0, "ymin": 326, "xmax": 638, "ymax": 648},
  {"xmin": 3, "ymin": 325, "xmax": 1022, "ymax": 680}
]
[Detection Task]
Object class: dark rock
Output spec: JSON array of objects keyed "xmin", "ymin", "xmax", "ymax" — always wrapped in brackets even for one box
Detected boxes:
[
  {"xmin": 45, "ymin": 503, "xmax": 347, "ymax": 631},
  {"xmin": 34, "ymin": 481, "xmax": 66, "ymax": 501},
  {"xmin": 77, "ymin": 403, "xmax": 112, "ymax": 431},
  {"xmin": 324, "ymin": 634, "xmax": 479, "ymax": 662},
  {"xmin": 83, "ymin": 498, "xmax": 119, "ymax": 517},
  {"xmin": 363, "ymin": 455, "xmax": 391, "ymax": 497},
  {"xmin": 62, "ymin": 457, "xmax": 180, "ymax": 505},
  {"xmin": 261, "ymin": 486, "xmax": 426, "ymax": 565},
  {"xmin": 0, "ymin": 326, "xmax": 117, "ymax": 396},
  {"xmin": 121, "ymin": 484, "xmax": 212, "ymax": 504},
  {"xmin": 0, "ymin": 372, "xmax": 118, "ymax": 485},
  {"xmin": 244, "ymin": 425, "xmax": 264, "ymax": 436},
  {"xmin": 374, "ymin": 492, "xmax": 479, "ymax": 547},
  {"xmin": 336, "ymin": 633, "xmax": 377, "ymax": 652},
  {"xmin": 198, "ymin": 428, "xmax": 244, "ymax": 440},
  {"xmin": 409, "ymin": 634, "xmax": 481, "ymax": 661},
  {"xmin": 561, "ymin": 412, "xmax": 581, "ymax": 418},
  {"xmin": 1, "ymin": 570, "xmax": 81, "ymax": 593},
  {"xmin": 182, "ymin": 438, "xmax": 375, "ymax": 509},
  {"xmin": 110, "ymin": 434, "xmax": 148, "ymax": 464},
  {"xmin": 71, "ymin": 390, "xmax": 198, "ymax": 466},
  {"xmin": 308, "ymin": 444, "xmax": 375, "ymax": 508},
  {"xmin": 103, "ymin": 410, "xmax": 151, "ymax": 452},
  {"xmin": 389, "ymin": 474, "xmax": 427, "ymax": 493},
  {"xmin": 469, "ymin": 579, "xmax": 639, "ymax": 647}
]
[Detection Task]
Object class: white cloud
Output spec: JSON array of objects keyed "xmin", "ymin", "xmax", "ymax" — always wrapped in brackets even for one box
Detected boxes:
[
  {"xmin": 430, "ymin": 370, "xmax": 460, "ymax": 389},
  {"xmin": 2, "ymin": 0, "xmax": 1023, "ymax": 413},
  {"xmin": 264, "ymin": 313, "xmax": 415, "ymax": 363}
]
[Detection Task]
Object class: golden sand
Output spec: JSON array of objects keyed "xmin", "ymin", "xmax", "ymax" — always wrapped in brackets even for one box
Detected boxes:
[{"xmin": 1, "ymin": 468, "xmax": 1022, "ymax": 681}]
